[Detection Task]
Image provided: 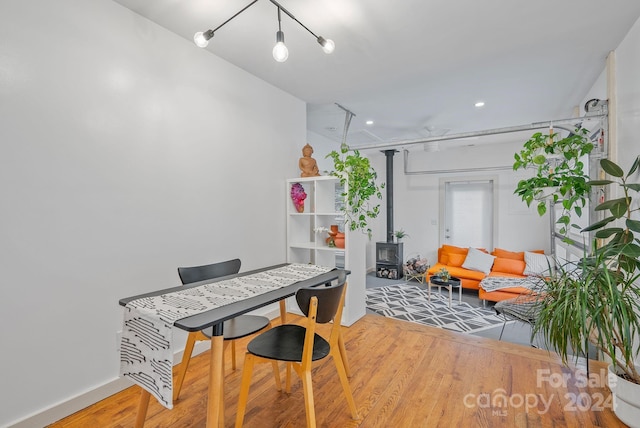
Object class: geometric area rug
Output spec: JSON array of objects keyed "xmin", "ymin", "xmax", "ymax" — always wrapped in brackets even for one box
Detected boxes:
[{"xmin": 366, "ymin": 283, "xmax": 511, "ymax": 335}]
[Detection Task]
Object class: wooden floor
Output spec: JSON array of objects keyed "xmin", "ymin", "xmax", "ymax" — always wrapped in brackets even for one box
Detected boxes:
[{"xmin": 49, "ymin": 314, "xmax": 625, "ymax": 427}]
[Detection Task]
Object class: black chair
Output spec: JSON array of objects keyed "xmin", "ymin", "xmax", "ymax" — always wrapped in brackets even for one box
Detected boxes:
[
  {"xmin": 235, "ymin": 274, "xmax": 359, "ymax": 428},
  {"xmin": 494, "ymin": 293, "xmax": 542, "ymax": 344},
  {"xmin": 172, "ymin": 258, "xmax": 273, "ymax": 402}
]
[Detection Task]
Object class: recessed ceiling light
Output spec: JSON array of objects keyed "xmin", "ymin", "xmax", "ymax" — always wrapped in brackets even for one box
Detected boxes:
[
  {"xmin": 475, "ymin": 101, "xmax": 485, "ymax": 108},
  {"xmin": 366, "ymin": 120, "xmax": 374, "ymax": 125}
]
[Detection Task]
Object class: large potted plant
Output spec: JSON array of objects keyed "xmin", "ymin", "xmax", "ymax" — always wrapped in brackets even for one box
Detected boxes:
[
  {"xmin": 326, "ymin": 145, "xmax": 384, "ymax": 237},
  {"xmin": 513, "ymin": 127, "xmax": 594, "ymax": 240},
  {"xmin": 532, "ymin": 156, "xmax": 640, "ymax": 426}
]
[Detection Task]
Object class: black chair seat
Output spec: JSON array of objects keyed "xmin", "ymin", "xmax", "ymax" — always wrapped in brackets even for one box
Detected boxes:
[
  {"xmin": 247, "ymin": 324, "xmax": 330, "ymax": 362},
  {"xmin": 201, "ymin": 315, "xmax": 270, "ymax": 340}
]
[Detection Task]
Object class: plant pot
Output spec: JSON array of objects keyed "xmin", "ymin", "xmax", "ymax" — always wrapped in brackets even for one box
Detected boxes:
[{"xmin": 607, "ymin": 364, "xmax": 640, "ymax": 426}]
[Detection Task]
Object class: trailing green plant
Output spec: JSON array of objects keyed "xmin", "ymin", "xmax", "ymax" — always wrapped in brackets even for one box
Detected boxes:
[
  {"xmin": 513, "ymin": 128, "xmax": 594, "ymax": 240},
  {"xmin": 327, "ymin": 145, "xmax": 384, "ymax": 237},
  {"xmin": 533, "ymin": 156, "xmax": 640, "ymax": 385}
]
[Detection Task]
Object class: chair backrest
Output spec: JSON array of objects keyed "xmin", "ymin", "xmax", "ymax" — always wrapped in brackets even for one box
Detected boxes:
[
  {"xmin": 295, "ymin": 273, "xmax": 346, "ymax": 324},
  {"xmin": 177, "ymin": 258, "xmax": 241, "ymax": 285}
]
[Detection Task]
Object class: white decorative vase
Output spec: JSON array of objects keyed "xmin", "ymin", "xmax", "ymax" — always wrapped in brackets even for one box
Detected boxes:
[{"xmin": 608, "ymin": 364, "xmax": 640, "ymax": 428}]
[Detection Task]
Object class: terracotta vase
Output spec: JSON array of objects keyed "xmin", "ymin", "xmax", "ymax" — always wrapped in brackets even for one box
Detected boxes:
[
  {"xmin": 295, "ymin": 202, "xmax": 304, "ymax": 213},
  {"xmin": 334, "ymin": 232, "xmax": 345, "ymax": 249}
]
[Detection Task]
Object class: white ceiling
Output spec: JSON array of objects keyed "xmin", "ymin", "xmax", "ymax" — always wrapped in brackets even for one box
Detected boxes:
[{"xmin": 114, "ymin": 0, "xmax": 640, "ymax": 150}]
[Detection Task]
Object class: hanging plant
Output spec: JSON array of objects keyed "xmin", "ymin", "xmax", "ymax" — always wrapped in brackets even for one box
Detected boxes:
[
  {"xmin": 513, "ymin": 127, "xmax": 594, "ymax": 240},
  {"xmin": 326, "ymin": 145, "xmax": 384, "ymax": 237}
]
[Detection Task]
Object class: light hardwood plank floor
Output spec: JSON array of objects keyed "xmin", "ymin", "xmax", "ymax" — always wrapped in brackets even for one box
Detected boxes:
[{"xmin": 49, "ymin": 314, "xmax": 624, "ymax": 427}]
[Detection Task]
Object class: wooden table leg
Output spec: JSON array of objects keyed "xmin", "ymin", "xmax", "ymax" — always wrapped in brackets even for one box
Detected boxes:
[
  {"xmin": 206, "ymin": 334, "xmax": 225, "ymax": 428},
  {"xmin": 135, "ymin": 388, "xmax": 151, "ymax": 428}
]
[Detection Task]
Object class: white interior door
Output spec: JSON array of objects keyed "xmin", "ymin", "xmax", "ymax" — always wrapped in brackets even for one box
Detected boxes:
[{"xmin": 443, "ymin": 180, "xmax": 494, "ymax": 249}]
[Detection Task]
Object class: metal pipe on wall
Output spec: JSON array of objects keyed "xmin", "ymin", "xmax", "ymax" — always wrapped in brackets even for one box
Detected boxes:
[
  {"xmin": 383, "ymin": 150, "xmax": 397, "ymax": 242},
  {"xmin": 351, "ymin": 114, "xmax": 607, "ymax": 152}
]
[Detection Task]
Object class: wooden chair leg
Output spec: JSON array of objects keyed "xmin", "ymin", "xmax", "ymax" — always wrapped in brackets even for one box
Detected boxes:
[
  {"xmin": 272, "ymin": 361, "xmax": 282, "ymax": 391},
  {"xmin": 231, "ymin": 340, "xmax": 237, "ymax": 371},
  {"xmin": 300, "ymin": 370, "xmax": 316, "ymax": 428},
  {"xmin": 337, "ymin": 332, "xmax": 351, "ymax": 378},
  {"xmin": 331, "ymin": 349, "xmax": 359, "ymax": 420},
  {"xmin": 235, "ymin": 354, "xmax": 256, "ymax": 428},
  {"xmin": 285, "ymin": 362, "xmax": 292, "ymax": 393},
  {"xmin": 279, "ymin": 300, "xmax": 287, "ymax": 324},
  {"xmin": 135, "ymin": 388, "xmax": 151, "ymax": 428},
  {"xmin": 173, "ymin": 331, "xmax": 198, "ymax": 401}
]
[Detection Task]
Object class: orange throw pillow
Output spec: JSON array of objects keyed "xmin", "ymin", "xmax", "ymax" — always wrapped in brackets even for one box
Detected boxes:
[
  {"xmin": 492, "ymin": 257, "xmax": 526, "ymax": 275},
  {"xmin": 442, "ymin": 244, "xmax": 468, "ymax": 255},
  {"xmin": 492, "ymin": 248, "xmax": 525, "ymax": 260},
  {"xmin": 448, "ymin": 253, "xmax": 467, "ymax": 267}
]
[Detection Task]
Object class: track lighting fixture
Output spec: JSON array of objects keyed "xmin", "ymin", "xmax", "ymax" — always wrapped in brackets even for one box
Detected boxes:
[
  {"xmin": 194, "ymin": 0, "xmax": 334, "ymax": 62},
  {"xmin": 272, "ymin": 7, "xmax": 288, "ymax": 62}
]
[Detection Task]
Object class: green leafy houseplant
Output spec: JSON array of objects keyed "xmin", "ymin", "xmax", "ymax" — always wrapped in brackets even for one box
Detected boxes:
[
  {"xmin": 327, "ymin": 146, "xmax": 384, "ymax": 237},
  {"xmin": 394, "ymin": 229, "xmax": 409, "ymax": 240},
  {"xmin": 533, "ymin": 156, "xmax": 640, "ymax": 385},
  {"xmin": 513, "ymin": 128, "xmax": 594, "ymax": 240},
  {"xmin": 437, "ymin": 267, "xmax": 451, "ymax": 282}
]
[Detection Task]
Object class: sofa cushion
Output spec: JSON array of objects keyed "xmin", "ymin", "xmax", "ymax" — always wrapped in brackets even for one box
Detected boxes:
[
  {"xmin": 523, "ymin": 251, "xmax": 555, "ymax": 276},
  {"xmin": 427, "ymin": 263, "xmax": 487, "ymax": 282},
  {"xmin": 448, "ymin": 253, "xmax": 466, "ymax": 267},
  {"xmin": 492, "ymin": 248, "xmax": 525, "ymax": 260},
  {"xmin": 491, "ymin": 248, "xmax": 546, "ymax": 260},
  {"xmin": 462, "ymin": 247, "xmax": 496, "ymax": 274},
  {"xmin": 492, "ymin": 257, "xmax": 526, "ymax": 275},
  {"xmin": 442, "ymin": 244, "xmax": 468, "ymax": 254},
  {"xmin": 439, "ymin": 244, "xmax": 469, "ymax": 264}
]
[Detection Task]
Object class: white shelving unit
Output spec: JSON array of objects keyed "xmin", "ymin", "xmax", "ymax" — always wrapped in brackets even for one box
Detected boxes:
[{"xmin": 286, "ymin": 176, "xmax": 366, "ymax": 326}]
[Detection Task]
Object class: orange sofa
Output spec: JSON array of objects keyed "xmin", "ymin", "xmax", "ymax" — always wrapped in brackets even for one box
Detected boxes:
[
  {"xmin": 426, "ymin": 245, "xmax": 486, "ymax": 291},
  {"xmin": 426, "ymin": 245, "xmax": 545, "ymax": 303}
]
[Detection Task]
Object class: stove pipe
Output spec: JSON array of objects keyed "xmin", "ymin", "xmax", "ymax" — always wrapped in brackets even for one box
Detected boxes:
[{"xmin": 383, "ymin": 150, "xmax": 397, "ymax": 243}]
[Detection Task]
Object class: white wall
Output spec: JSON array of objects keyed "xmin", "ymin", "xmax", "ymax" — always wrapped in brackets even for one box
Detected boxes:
[
  {"xmin": 613, "ymin": 16, "xmax": 640, "ymax": 174},
  {"xmin": 609, "ymin": 16, "xmax": 640, "ymax": 365},
  {"xmin": 305, "ymin": 135, "xmax": 550, "ymax": 271},
  {"xmin": 0, "ymin": 1, "xmax": 306, "ymax": 426},
  {"xmin": 376, "ymin": 142, "xmax": 550, "ymax": 265}
]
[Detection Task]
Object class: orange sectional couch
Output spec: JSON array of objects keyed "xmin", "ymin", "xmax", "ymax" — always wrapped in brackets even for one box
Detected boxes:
[{"xmin": 426, "ymin": 245, "xmax": 545, "ymax": 302}]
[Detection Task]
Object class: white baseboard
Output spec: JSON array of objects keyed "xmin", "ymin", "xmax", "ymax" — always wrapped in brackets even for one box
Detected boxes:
[
  {"xmin": 8, "ymin": 306, "xmax": 281, "ymax": 428},
  {"xmin": 7, "ymin": 340, "xmax": 212, "ymax": 428}
]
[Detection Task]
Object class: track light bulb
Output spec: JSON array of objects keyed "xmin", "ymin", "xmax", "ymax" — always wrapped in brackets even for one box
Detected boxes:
[
  {"xmin": 273, "ymin": 30, "xmax": 288, "ymax": 62},
  {"xmin": 194, "ymin": 30, "xmax": 213, "ymax": 48},
  {"xmin": 317, "ymin": 36, "xmax": 335, "ymax": 54}
]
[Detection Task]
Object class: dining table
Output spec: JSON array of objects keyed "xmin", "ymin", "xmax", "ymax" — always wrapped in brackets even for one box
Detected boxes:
[{"xmin": 118, "ymin": 263, "xmax": 348, "ymax": 428}]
